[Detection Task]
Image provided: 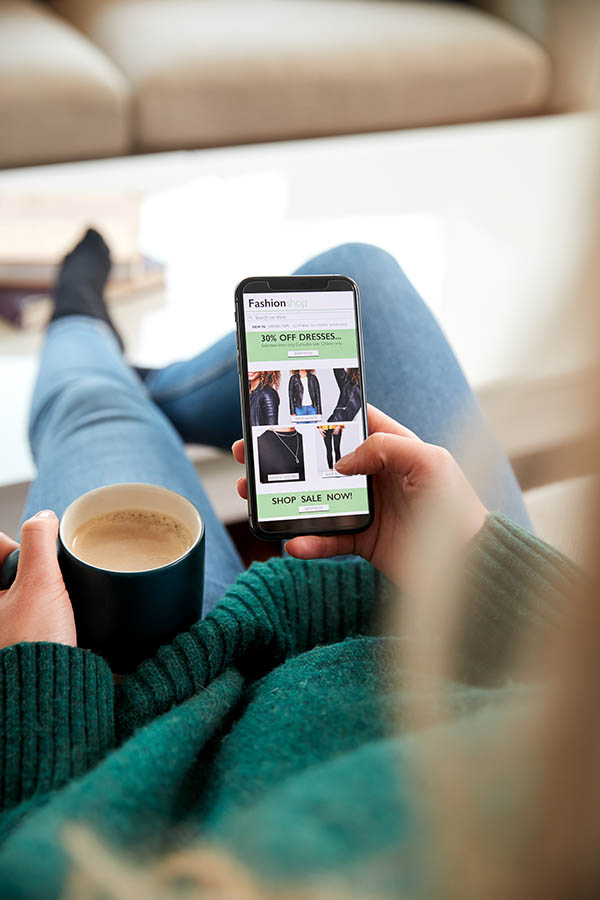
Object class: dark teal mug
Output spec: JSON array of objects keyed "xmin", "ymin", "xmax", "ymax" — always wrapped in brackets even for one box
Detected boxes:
[{"xmin": 0, "ymin": 483, "xmax": 205, "ymax": 674}]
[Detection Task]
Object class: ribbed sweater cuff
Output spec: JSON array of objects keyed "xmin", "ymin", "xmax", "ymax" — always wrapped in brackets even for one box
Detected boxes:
[
  {"xmin": 0, "ymin": 642, "xmax": 114, "ymax": 811},
  {"xmin": 456, "ymin": 513, "xmax": 582, "ymax": 684}
]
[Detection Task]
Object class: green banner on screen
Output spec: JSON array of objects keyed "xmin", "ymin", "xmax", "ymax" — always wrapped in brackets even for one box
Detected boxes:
[
  {"xmin": 257, "ymin": 486, "xmax": 369, "ymax": 520},
  {"xmin": 247, "ymin": 329, "xmax": 358, "ymax": 363}
]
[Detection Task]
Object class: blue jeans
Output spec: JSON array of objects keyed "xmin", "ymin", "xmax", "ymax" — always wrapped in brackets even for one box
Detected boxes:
[
  {"xmin": 24, "ymin": 244, "xmax": 530, "ymax": 615},
  {"xmin": 294, "ymin": 406, "xmax": 317, "ymax": 416}
]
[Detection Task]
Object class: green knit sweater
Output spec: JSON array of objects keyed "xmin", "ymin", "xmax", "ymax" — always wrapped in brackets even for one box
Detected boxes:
[{"xmin": 0, "ymin": 515, "xmax": 580, "ymax": 898}]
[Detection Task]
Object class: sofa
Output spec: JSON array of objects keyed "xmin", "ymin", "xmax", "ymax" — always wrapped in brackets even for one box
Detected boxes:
[{"xmin": 1, "ymin": 0, "xmax": 597, "ymax": 169}]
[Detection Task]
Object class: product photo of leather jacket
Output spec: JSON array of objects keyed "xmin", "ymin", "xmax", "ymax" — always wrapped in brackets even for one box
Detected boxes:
[
  {"xmin": 249, "ymin": 384, "xmax": 280, "ymax": 426},
  {"xmin": 328, "ymin": 369, "xmax": 362, "ymax": 422},
  {"xmin": 288, "ymin": 372, "xmax": 322, "ymax": 415}
]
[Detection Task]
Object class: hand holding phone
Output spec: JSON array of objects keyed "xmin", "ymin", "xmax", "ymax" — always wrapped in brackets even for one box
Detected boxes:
[
  {"xmin": 232, "ymin": 404, "xmax": 488, "ymax": 588},
  {"xmin": 235, "ymin": 275, "xmax": 373, "ymax": 540}
]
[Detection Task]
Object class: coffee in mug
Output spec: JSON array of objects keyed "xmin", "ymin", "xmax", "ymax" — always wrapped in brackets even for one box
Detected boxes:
[
  {"xmin": 0, "ymin": 483, "xmax": 205, "ymax": 672},
  {"xmin": 71, "ymin": 509, "xmax": 192, "ymax": 572}
]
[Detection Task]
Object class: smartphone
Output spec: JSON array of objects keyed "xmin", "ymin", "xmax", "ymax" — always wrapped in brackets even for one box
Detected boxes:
[{"xmin": 235, "ymin": 274, "xmax": 373, "ymax": 540}]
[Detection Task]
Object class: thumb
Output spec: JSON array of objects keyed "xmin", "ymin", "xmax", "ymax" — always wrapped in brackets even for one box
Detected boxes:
[
  {"xmin": 16, "ymin": 510, "xmax": 61, "ymax": 588},
  {"xmin": 285, "ymin": 533, "xmax": 356, "ymax": 561},
  {"xmin": 335, "ymin": 431, "xmax": 425, "ymax": 477}
]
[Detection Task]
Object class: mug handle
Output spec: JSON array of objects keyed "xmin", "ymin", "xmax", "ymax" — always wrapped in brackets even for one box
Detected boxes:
[{"xmin": 0, "ymin": 549, "xmax": 20, "ymax": 590}]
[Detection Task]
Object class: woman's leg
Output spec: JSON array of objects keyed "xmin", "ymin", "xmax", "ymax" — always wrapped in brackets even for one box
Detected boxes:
[
  {"xmin": 333, "ymin": 429, "xmax": 343, "ymax": 464},
  {"xmin": 140, "ymin": 333, "xmax": 242, "ymax": 451},
  {"xmin": 323, "ymin": 430, "xmax": 334, "ymax": 469},
  {"xmin": 25, "ymin": 316, "xmax": 243, "ymax": 616},
  {"xmin": 296, "ymin": 243, "xmax": 531, "ymax": 528}
]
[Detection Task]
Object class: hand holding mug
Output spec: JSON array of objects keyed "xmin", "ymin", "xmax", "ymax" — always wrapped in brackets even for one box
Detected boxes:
[
  {"xmin": 0, "ymin": 511, "xmax": 76, "ymax": 650},
  {"xmin": 0, "ymin": 485, "xmax": 205, "ymax": 672}
]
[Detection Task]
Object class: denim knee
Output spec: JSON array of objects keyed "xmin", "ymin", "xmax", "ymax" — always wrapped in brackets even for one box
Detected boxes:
[
  {"xmin": 298, "ymin": 242, "xmax": 400, "ymax": 280},
  {"xmin": 297, "ymin": 242, "xmax": 419, "ymax": 321},
  {"xmin": 29, "ymin": 374, "xmax": 153, "ymax": 454}
]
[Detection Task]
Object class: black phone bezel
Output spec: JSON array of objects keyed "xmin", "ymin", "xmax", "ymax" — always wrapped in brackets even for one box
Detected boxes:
[{"xmin": 234, "ymin": 274, "xmax": 374, "ymax": 541}]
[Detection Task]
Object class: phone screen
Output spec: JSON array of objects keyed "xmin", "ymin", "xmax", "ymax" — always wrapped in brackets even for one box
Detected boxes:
[{"xmin": 239, "ymin": 280, "xmax": 371, "ymax": 534}]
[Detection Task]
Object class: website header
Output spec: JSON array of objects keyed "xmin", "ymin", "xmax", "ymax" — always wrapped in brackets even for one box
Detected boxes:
[
  {"xmin": 243, "ymin": 291, "xmax": 354, "ymax": 312},
  {"xmin": 243, "ymin": 291, "xmax": 356, "ymax": 334}
]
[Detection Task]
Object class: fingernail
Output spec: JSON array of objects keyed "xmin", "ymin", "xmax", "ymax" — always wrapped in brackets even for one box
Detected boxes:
[
  {"xmin": 335, "ymin": 451, "xmax": 355, "ymax": 471},
  {"xmin": 34, "ymin": 510, "xmax": 56, "ymax": 519}
]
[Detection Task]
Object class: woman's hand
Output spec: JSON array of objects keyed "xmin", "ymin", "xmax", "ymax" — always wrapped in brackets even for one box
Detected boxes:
[
  {"xmin": 0, "ymin": 511, "xmax": 76, "ymax": 649},
  {"xmin": 232, "ymin": 405, "xmax": 488, "ymax": 587}
]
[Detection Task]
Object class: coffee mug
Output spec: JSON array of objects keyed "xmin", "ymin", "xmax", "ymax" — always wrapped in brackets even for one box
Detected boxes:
[{"xmin": 0, "ymin": 483, "xmax": 205, "ymax": 673}]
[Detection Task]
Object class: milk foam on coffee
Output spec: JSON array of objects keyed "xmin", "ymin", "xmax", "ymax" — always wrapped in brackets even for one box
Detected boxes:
[{"xmin": 70, "ymin": 509, "xmax": 192, "ymax": 572}]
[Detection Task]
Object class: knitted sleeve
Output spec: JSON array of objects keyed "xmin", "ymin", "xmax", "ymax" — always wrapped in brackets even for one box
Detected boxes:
[
  {"xmin": 115, "ymin": 514, "xmax": 583, "ymax": 738},
  {"xmin": 0, "ymin": 643, "xmax": 114, "ymax": 816},
  {"xmin": 455, "ymin": 514, "xmax": 584, "ymax": 685},
  {"xmin": 115, "ymin": 556, "xmax": 384, "ymax": 740}
]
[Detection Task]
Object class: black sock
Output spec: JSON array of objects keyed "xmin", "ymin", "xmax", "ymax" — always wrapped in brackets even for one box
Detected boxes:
[{"xmin": 50, "ymin": 228, "xmax": 124, "ymax": 352}]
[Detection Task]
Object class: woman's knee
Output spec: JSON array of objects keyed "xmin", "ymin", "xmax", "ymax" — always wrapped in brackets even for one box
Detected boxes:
[
  {"xmin": 296, "ymin": 242, "xmax": 421, "ymax": 322},
  {"xmin": 29, "ymin": 374, "xmax": 152, "ymax": 449},
  {"xmin": 297, "ymin": 242, "xmax": 401, "ymax": 282}
]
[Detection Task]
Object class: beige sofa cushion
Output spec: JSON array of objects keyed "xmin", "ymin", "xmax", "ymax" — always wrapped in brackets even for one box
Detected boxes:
[
  {"xmin": 52, "ymin": 0, "xmax": 550, "ymax": 151},
  {"xmin": 0, "ymin": 0, "xmax": 131, "ymax": 167},
  {"xmin": 473, "ymin": 0, "xmax": 600, "ymax": 112}
]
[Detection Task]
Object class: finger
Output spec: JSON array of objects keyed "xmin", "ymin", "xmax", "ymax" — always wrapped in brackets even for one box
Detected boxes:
[
  {"xmin": 335, "ymin": 431, "xmax": 427, "ymax": 477},
  {"xmin": 232, "ymin": 440, "xmax": 245, "ymax": 464},
  {"xmin": 236, "ymin": 477, "xmax": 248, "ymax": 501},
  {"xmin": 367, "ymin": 403, "xmax": 419, "ymax": 440},
  {"xmin": 285, "ymin": 533, "xmax": 355, "ymax": 560},
  {"xmin": 0, "ymin": 532, "xmax": 19, "ymax": 568},
  {"xmin": 15, "ymin": 510, "xmax": 61, "ymax": 587}
]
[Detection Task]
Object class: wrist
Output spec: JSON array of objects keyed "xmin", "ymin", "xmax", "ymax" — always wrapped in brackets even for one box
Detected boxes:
[{"xmin": 464, "ymin": 501, "xmax": 489, "ymax": 544}]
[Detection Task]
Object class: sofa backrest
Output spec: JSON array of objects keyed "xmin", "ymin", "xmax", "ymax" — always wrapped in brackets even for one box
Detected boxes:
[{"xmin": 471, "ymin": 0, "xmax": 600, "ymax": 111}]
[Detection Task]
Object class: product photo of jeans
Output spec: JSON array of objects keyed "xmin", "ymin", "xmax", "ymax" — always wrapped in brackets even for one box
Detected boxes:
[
  {"xmin": 322, "ymin": 427, "xmax": 343, "ymax": 469},
  {"xmin": 294, "ymin": 405, "xmax": 317, "ymax": 417}
]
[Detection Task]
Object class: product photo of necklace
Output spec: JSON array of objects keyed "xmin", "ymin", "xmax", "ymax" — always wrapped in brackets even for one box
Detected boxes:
[{"xmin": 272, "ymin": 429, "xmax": 300, "ymax": 464}]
